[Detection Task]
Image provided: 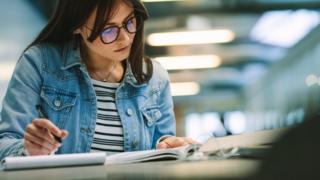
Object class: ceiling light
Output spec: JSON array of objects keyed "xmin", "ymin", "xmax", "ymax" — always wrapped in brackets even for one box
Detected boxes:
[
  {"xmin": 154, "ymin": 55, "xmax": 221, "ymax": 70},
  {"xmin": 250, "ymin": 10, "xmax": 320, "ymax": 48},
  {"xmin": 147, "ymin": 29, "xmax": 235, "ymax": 46}
]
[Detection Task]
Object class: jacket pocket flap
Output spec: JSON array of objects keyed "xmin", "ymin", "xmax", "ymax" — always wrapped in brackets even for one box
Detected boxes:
[
  {"xmin": 41, "ymin": 86, "xmax": 77, "ymax": 111},
  {"xmin": 141, "ymin": 106, "xmax": 162, "ymax": 126}
]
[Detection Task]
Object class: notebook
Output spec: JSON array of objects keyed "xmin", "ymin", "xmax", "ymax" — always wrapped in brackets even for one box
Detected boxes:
[
  {"xmin": 0, "ymin": 144, "xmax": 199, "ymax": 171},
  {"xmin": 0, "ymin": 152, "xmax": 106, "ymax": 171}
]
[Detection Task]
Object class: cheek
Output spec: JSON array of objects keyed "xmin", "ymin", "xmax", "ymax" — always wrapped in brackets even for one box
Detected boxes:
[
  {"xmin": 88, "ymin": 39, "xmax": 129, "ymax": 60},
  {"xmin": 130, "ymin": 33, "xmax": 136, "ymax": 43}
]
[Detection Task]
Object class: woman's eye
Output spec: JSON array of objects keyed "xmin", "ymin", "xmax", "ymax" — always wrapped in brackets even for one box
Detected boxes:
[
  {"xmin": 126, "ymin": 19, "xmax": 133, "ymax": 25},
  {"xmin": 104, "ymin": 28, "xmax": 114, "ymax": 33}
]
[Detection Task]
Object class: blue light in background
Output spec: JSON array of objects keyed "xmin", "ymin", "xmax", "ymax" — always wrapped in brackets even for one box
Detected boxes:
[{"xmin": 250, "ymin": 9, "xmax": 320, "ymax": 48}]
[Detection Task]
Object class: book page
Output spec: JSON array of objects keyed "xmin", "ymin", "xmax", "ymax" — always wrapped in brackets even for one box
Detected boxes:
[{"xmin": 105, "ymin": 145, "xmax": 194, "ymax": 165}]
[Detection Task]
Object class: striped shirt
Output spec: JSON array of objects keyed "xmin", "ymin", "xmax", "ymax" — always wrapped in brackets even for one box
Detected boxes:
[{"xmin": 90, "ymin": 79, "xmax": 124, "ymax": 155}]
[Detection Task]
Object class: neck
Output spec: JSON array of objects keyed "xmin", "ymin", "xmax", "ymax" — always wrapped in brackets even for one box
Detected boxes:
[{"xmin": 80, "ymin": 42, "xmax": 125, "ymax": 83}]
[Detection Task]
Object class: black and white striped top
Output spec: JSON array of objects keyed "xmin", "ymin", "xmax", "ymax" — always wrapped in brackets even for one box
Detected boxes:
[{"xmin": 90, "ymin": 79, "xmax": 124, "ymax": 155}]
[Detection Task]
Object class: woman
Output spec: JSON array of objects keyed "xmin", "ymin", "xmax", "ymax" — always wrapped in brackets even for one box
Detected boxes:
[{"xmin": 0, "ymin": 0, "xmax": 196, "ymax": 160}]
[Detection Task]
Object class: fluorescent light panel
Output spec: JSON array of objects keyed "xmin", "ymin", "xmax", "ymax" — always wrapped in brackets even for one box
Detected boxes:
[
  {"xmin": 155, "ymin": 55, "xmax": 221, "ymax": 70},
  {"xmin": 250, "ymin": 10, "xmax": 320, "ymax": 48},
  {"xmin": 170, "ymin": 82, "xmax": 200, "ymax": 96},
  {"xmin": 147, "ymin": 29, "xmax": 235, "ymax": 46}
]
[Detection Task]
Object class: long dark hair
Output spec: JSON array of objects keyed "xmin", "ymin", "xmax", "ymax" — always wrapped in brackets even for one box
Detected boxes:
[{"xmin": 27, "ymin": 0, "xmax": 152, "ymax": 84}]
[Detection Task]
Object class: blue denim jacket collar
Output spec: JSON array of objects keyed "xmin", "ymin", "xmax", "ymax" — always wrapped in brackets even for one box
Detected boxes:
[{"xmin": 60, "ymin": 41, "xmax": 146, "ymax": 88}]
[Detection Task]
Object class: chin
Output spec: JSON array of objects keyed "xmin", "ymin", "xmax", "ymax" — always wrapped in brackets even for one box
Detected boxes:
[
  {"xmin": 115, "ymin": 53, "xmax": 130, "ymax": 61},
  {"xmin": 115, "ymin": 55, "xmax": 130, "ymax": 62}
]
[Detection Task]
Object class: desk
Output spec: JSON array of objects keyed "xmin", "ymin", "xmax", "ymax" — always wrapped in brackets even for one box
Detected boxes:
[{"xmin": 0, "ymin": 158, "xmax": 261, "ymax": 180}]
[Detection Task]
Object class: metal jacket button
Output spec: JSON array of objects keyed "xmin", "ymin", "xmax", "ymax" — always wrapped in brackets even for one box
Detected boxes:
[
  {"xmin": 126, "ymin": 108, "xmax": 133, "ymax": 116},
  {"xmin": 54, "ymin": 99, "xmax": 61, "ymax": 107}
]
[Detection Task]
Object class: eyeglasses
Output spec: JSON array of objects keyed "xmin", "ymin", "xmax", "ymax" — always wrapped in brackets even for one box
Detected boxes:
[{"xmin": 85, "ymin": 16, "xmax": 139, "ymax": 44}]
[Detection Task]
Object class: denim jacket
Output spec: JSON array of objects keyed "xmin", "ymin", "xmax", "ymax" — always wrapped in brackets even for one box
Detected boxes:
[{"xmin": 0, "ymin": 41, "xmax": 176, "ymax": 160}]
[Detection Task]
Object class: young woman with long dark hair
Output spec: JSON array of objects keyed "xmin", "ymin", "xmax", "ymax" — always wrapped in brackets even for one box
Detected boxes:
[{"xmin": 0, "ymin": 0, "xmax": 196, "ymax": 160}]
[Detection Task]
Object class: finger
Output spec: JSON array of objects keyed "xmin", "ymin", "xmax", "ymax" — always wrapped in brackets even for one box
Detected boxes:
[
  {"xmin": 33, "ymin": 119, "xmax": 62, "ymax": 137},
  {"xmin": 157, "ymin": 142, "xmax": 169, "ymax": 149},
  {"xmin": 44, "ymin": 128, "xmax": 62, "ymax": 146},
  {"xmin": 26, "ymin": 124, "xmax": 58, "ymax": 145},
  {"xmin": 161, "ymin": 137, "xmax": 187, "ymax": 148},
  {"xmin": 25, "ymin": 132, "xmax": 56, "ymax": 151},
  {"xmin": 24, "ymin": 132, "xmax": 58, "ymax": 151},
  {"xmin": 25, "ymin": 139, "xmax": 51, "ymax": 155},
  {"xmin": 169, "ymin": 137, "xmax": 189, "ymax": 148},
  {"xmin": 159, "ymin": 137, "xmax": 175, "ymax": 148},
  {"xmin": 24, "ymin": 138, "xmax": 41, "ymax": 151},
  {"xmin": 184, "ymin": 137, "xmax": 198, "ymax": 144}
]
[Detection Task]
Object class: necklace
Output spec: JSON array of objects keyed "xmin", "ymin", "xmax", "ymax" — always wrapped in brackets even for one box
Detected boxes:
[{"xmin": 90, "ymin": 60, "xmax": 117, "ymax": 82}]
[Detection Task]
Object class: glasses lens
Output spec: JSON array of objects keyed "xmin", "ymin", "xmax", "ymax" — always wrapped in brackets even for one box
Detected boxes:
[
  {"xmin": 125, "ymin": 17, "xmax": 137, "ymax": 33},
  {"xmin": 101, "ymin": 27, "xmax": 118, "ymax": 43}
]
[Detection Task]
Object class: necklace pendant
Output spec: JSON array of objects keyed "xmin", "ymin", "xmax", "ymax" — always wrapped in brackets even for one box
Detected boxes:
[{"xmin": 102, "ymin": 79, "xmax": 107, "ymax": 82}]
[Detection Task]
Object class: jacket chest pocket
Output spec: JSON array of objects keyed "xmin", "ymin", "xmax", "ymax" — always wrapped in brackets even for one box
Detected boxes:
[
  {"xmin": 141, "ymin": 106, "xmax": 162, "ymax": 127},
  {"xmin": 40, "ymin": 86, "xmax": 77, "ymax": 127}
]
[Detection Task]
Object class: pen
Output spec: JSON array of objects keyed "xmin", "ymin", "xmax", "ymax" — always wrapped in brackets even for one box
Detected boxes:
[{"xmin": 36, "ymin": 105, "xmax": 62, "ymax": 143}]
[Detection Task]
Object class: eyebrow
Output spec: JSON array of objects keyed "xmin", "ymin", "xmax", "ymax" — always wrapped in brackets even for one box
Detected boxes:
[{"xmin": 105, "ymin": 11, "xmax": 135, "ymax": 26}]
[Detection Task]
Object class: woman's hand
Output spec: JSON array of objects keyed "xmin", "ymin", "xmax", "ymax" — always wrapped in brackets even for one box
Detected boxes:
[
  {"xmin": 24, "ymin": 119, "xmax": 68, "ymax": 156},
  {"xmin": 156, "ymin": 136, "xmax": 198, "ymax": 149}
]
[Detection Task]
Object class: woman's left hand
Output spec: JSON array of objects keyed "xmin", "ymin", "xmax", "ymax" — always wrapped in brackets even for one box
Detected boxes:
[{"xmin": 156, "ymin": 136, "xmax": 198, "ymax": 149}]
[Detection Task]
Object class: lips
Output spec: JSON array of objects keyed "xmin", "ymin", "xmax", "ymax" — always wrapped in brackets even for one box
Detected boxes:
[{"xmin": 114, "ymin": 45, "xmax": 129, "ymax": 52}]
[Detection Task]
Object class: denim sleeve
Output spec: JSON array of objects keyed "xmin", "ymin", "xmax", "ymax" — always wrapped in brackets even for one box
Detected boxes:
[
  {"xmin": 0, "ymin": 47, "xmax": 42, "ymax": 160},
  {"xmin": 152, "ymin": 66, "xmax": 176, "ymax": 149}
]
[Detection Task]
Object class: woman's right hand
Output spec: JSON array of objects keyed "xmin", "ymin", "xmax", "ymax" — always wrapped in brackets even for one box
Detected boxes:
[{"xmin": 24, "ymin": 119, "xmax": 68, "ymax": 156}]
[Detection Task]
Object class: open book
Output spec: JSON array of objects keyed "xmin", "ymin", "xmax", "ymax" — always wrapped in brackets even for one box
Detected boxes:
[
  {"xmin": 1, "ymin": 128, "xmax": 288, "ymax": 170},
  {"xmin": 0, "ymin": 144, "xmax": 199, "ymax": 170},
  {"xmin": 105, "ymin": 144, "xmax": 199, "ymax": 165}
]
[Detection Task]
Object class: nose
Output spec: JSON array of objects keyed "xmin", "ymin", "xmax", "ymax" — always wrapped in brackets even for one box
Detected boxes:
[{"xmin": 117, "ymin": 28, "xmax": 130, "ymax": 43}]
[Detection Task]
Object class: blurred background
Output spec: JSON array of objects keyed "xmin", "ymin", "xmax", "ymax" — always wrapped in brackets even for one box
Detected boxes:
[{"xmin": 1, "ymin": 0, "xmax": 320, "ymax": 140}]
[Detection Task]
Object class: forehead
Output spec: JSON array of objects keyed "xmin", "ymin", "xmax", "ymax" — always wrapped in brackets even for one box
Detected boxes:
[
  {"xmin": 87, "ymin": 1, "xmax": 134, "ymax": 26},
  {"xmin": 108, "ymin": 1, "xmax": 134, "ymax": 23}
]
